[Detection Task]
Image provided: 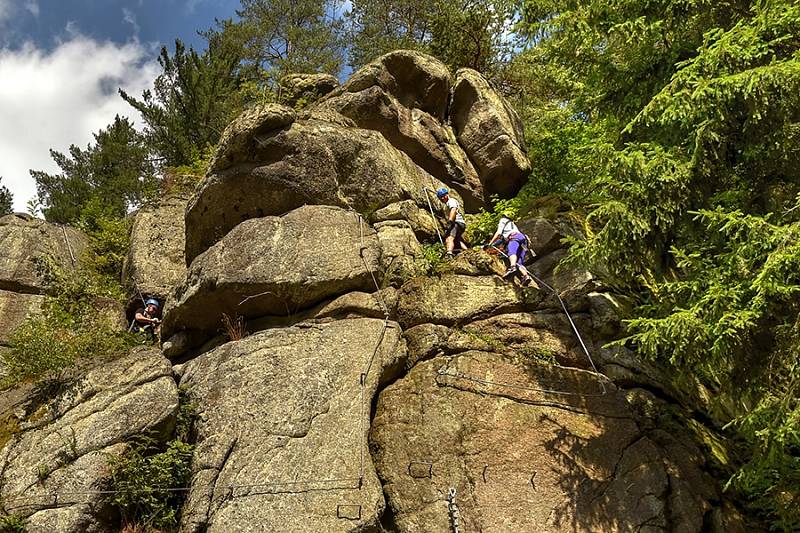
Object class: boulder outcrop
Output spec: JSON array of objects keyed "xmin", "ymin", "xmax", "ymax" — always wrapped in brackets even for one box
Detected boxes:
[
  {"xmin": 318, "ymin": 50, "xmax": 484, "ymax": 210},
  {"xmin": 178, "ymin": 318, "xmax": 405, "ymax": 532},
  {"xmin": 186, "ymin": 115, "xmax": 451, "ymax": 263},
  {"xmin": 0, "ymin": 348, "xmax": 178, "ymax": 531},
  {"xmin": 123, "ymin": 193, "xmax": 190, "ymax": 306},
  {"xmin": 372, "ymin": 351, "xmax": 719, "ymax": 532},
  {"xmin": 450, "ymin": 68, "xmax": 531, "ymax": 199},
  {"xmin": 0, "ymin": 213, "xmax": 87, "ymax": 294},
  {"xmin": 165, "ymin": 205, "xmax": 383, "ymax": 339}
]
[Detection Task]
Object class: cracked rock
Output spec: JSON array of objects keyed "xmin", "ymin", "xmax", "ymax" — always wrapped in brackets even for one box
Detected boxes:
[{"xmin": 178, "ymin": 317, "xmax": 405, "ymax": 533}]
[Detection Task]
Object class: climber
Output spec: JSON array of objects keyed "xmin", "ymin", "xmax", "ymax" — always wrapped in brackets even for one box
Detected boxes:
[
  {"xmin": 485, "ymin": 215, "xmax": 534, "ymax": 287},
  {"xmin": 132, "ymin": 298, "xmax": 162, "ymax": 342},
  {"xmin": 436, "ymin": 187, "xmax": 468, "ymax": 259}
]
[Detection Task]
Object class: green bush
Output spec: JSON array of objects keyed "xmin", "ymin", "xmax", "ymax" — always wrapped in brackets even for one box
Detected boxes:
[
  {"xmin": 2, "ymin": 257, "xmax": 136, "ymax": 386},
  {"xmin": 0, "ymin": 513, "xmax": 26, "ymax": 533},
  {"xmin": 109, "ymin": 388, "xmax": 196, "ymax": 531}
]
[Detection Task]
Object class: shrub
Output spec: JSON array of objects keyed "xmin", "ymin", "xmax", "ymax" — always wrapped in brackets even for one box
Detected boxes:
[{"xmin": 0, "ymin": 513, "xmax": 26, "ymax": 533}]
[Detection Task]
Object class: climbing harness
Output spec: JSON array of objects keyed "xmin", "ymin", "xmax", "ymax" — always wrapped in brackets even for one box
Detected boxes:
[
  {"xmin": 436, "ymin": 244, "xmax": 607, "ymax": 398},
  {"xmin": 422, "ymin": 186, "xmax": 445, "ymax": 246},
  {"xmin": 447, "ymin": 486, "xmax": 462, "ymax": 533}
]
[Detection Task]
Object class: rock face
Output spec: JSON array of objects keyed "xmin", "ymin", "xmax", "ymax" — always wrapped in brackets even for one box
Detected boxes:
[
  {"xmin": 165, "ymin": 205, "xmax": 383, "ymax": 339},
  {"xmin": 0, "ymin": 348, "xmax": 178, "ymax": 531},
  {"xmin": 185, "ymin": 114, "xmax": 452, "ymax": 263},
  {"xmin": 0, "ymin": 289, "xmax": 44, "ymax": 345},
  {"xmin": 280, "ymin": 73, "xmax": 339, "ymax": 107},
  {"xmin": 123, "ymin": 193, "xmax": 190, "ymax": 306},
  {"xmin": 186, "ymin": 51, "xmax": 532, "ymax": 261},
  {"xmin": 450, "ymin": 69, "xmax": 531, "ymax": 199},
  {"xmin": 0, "ymin": 213, "xmax": 87, "ymax": 294},
  {"xmin": 178, "ymin": 318, "xmax": 405, "ymax": 532},
  {"xmin": 372, "ymin": 351, "xmax": 718, "ymax": 532},
  {"xmin": 318, "ymin": 50, "xmax": 484, "ymax": 210}
]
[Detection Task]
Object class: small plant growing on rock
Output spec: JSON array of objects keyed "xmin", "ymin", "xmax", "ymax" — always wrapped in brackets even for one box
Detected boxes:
[
  {"xmin": 0, "ymin": 513, "xmax": 26, "ymax": 532},
  {"xmin": 221, "ymin": 313, "xmax": 246, "ymax": 341}
]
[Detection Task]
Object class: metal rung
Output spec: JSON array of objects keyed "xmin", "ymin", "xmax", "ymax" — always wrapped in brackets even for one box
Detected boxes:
[
  {"xmin": 337, "ymin": 504, "xmax": 361, "ymax": 520},
  {"xmin": 408, "ymin": 461, "xmax": 433, "ymax": 479}
]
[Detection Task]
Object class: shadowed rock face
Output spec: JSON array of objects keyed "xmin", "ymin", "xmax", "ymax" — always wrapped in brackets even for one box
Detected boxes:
[
  {"xmin": 371, "ymin": 351, "xmax": 718, "ymax": 532},
  {"xmin": 123, "ymin": 193, "xmax": 190, "ymax": 307},
  {"xmin": 178, "ymin": 318, "xmax": 406, "ymax": 533},
  {"xmin": 0, "ymin": 214, "xmax": 87, "ymax": 294},
  {"xmin": 450, "ymin": 68, "xmax": 531, "ymax": 199},
  {"xmin": 0, "ymin": 349, "xmax": 178, "ymax": 532}
]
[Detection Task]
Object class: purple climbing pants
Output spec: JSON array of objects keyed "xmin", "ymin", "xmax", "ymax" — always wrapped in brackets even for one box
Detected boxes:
[{"xmin": 507, "ymin": 233, "xmax": 528, "ymax": 264}]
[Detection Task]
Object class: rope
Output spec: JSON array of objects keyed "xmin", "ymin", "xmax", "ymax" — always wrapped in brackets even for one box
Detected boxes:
[
  {"xmin": 422, "ymin": 187, "xmax": 445, "ymax": 247},
  {"xmin": 61, "ymin": 226, "xmax": 76, "ymax": 267},
  {"xmin": 436, "ymin": 244, "xmax": 607, "ymax": 398}
]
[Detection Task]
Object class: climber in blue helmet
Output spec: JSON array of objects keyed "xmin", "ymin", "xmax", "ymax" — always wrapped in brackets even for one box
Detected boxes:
[
  {"xmin": 436, "ymin": 187, "xmax": 468, "ymax": 259},
  {"xmin": 133, "ymin": 298, "xmax": 162, "ymax": 342}
]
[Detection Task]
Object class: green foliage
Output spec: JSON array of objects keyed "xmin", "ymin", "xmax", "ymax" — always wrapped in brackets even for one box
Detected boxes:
[
  {"xmin": 78, "ymin": 198, "xmax": 131, "ymax": 288},
  {"xmin": 0, "ymin": 513, "xmax": 26, "ymax": 533},
  {"xmin": 109, "ymin": 389, "xmax": 196, "ymax": 531},
  {"xmin": 513, "ymin": 0, "xmax": 800, "ymax": 527},
  {"xmin": 120, "ymin": 38, "xmax": 245, "ymax": 167},
  {"xmin": 2, "ymin": 256, "xmax": 136, "ymax": 385},
  {"xmin": 345, "ymin": 0, "xmax": 516, "ymax": 75},
  {"xmin": 464, "ymin": 182, "xmax": 542, "ymax": 245},
  {"xmin": 417, "ymin": 243, "xmax": 449, "ymax": 275},
  {"xmin": 235, "ymin": 0, "xmax": 345, "ymax": 79},
  {"xmin": 31, "ymin": 116, "xmax": 157, "ymax": 224},
  {"xmin": 0, "ymin": 177, "xmax": 12, "ymax": 215}
]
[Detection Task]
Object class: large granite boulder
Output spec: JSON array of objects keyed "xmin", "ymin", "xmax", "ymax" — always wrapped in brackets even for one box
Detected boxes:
[
  {"xmin": 450, "ymin": 69, "xmax": 531, "ymax": 199},
  {"xmin": 0, "ymin": 214, "xmax": 87, "ymax": 294},
  {"xmin": 318, "ymin": 51, "xmax": 483, "ymax": 210},
  {"xmin": 186, "ymin": 112, "xmax": 452, "ymax": 263},
  {"xmin": 123, "ymin": 193, "xmax": 190, "ymax": 306},
  {"xmin": 395, "ymin": 274, "xmax": 547, "ymax": 328},
  {"xmin": 0, "ymin": 348, "xmax": 178, "ymax": 531},
  {"xmin": 0, "ymin": 289, "xmax": 44, "ymax": 345},
  {"xmin": 178, "ymin": 317, "xmax": 405, "ymax": 532},
  {"xmin": 164, "ymin": 205, "xmax": 382, "ymax": 339},
  {"xmin": 371, "ymin": 350, "xmax": 720, "ymax": 532}
]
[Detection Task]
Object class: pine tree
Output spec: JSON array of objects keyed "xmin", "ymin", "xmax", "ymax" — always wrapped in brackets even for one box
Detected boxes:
[{"xmin": 0, "ymin": 178, "xmax": 12, "ymax": 215}]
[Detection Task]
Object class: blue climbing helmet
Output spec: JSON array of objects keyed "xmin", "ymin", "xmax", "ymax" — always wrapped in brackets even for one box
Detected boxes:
[
  {"xmin": 145, "ymin": 298, "xmax": 160, "ymax": 309},
  {"xmin": 436, "ymin": 187, "xmax": 449, "ymax": 199}
]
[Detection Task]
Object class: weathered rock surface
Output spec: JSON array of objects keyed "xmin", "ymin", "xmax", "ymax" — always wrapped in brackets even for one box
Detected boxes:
[
  {"xmin": 178, "ymin": 318, "xmax": 405, "ymax": 532},
  {"xmin": 0, "ymin": 289, "xmax": 44, "ymax": 345},
  {"xmin": 450, "ymin": 69, "xmax": 531, "ymax": 199},
  {"xmin": 375, "ymin": 220, "xmax": 426, "ymax": 284},
  {"xmin": 395, "ymin": 274, "xmax": 546, "ymax": 328},
  {"xmin": 370, "ymin": 199, "xmax": 439, "ymax": 241},
  {"xmin": 319, "ymin": 50, "xmax": 483, "ymax": 210},
  {"xmin": 0, "ymin": 214, "xmax": 87, "ymax": 294},
  {"xmin": 165, "ymin": 206, "xmax": 382, "ymax": 339},
  {"xmin": 372, "ymin": 350, "xmax": 719, "ymax": 532},
  {"xmin": 123, "ymin": 193, "xmax": 190, "ymax": 305},
  {"xmin": 0, "ymin": 348, "xmax": 178, "ymax": 531},
  {"xmin": 186, "ymin": 116, "xmax": 452, "ymax": 263},
  {"xmin": 280, "ymin": 73, "xmax": 339, "ymax": 107}
]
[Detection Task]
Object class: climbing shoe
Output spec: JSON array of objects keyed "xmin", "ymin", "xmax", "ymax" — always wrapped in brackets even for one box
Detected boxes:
[
  {"xmin": 503, "ymin": 266, "xmax": 518, "ymax": 279},
  {"xmin": 445, "ymin": 252, "xmax": 455, "ymax": 260},
  {"xmin": 520, "ymin": 275, "xmax": 533, "ymax": 287}
]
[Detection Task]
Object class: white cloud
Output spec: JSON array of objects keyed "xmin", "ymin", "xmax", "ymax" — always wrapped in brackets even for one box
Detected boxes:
[
  {"xmin": 122, "ymin": 8, "xmax": 140, "ymax": 37},
  {"xmin": 0, "ymin": 0, "xmax": 13, "ymax": 23},
  {"xmin": 0, "ymin": 33, "xmax": 159, "ymax": 212},
  {"xmin": 23, "ymin": 0, "xmax": 38, "ymax": 17}
]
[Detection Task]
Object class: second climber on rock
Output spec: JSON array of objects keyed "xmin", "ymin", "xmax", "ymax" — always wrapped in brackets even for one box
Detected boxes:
[{"xmin": 436, "ymin": 187, "xmax": 468, "ymax": 259}]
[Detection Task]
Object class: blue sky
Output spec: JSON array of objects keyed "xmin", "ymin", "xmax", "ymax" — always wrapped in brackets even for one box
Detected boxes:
[
  {"xmin": 0, "ymin": 0, "xmax": 242, "ymax": 211},
  {"xmin": 1, "ymin": 0, "xmax": 241, "ymax": 52}
]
